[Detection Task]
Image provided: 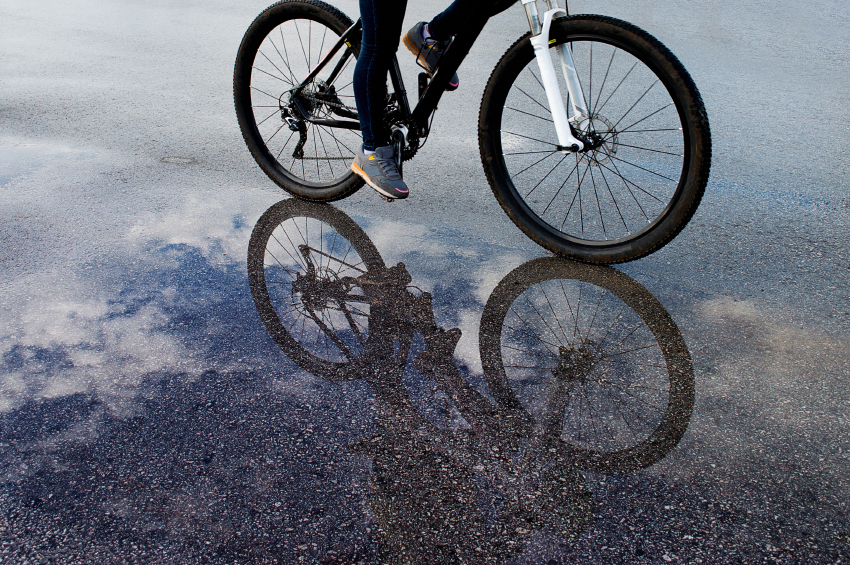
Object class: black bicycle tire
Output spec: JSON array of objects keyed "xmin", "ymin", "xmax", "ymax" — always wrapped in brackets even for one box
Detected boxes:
[
  {"xmin": 248, "ymin": 199, "xmax": 385, "ymax": 380},
  {"xmin": 478, "ymin": 16, "xmax": 711, "ymax": 264},
  {"xmin": 234, "ymin": 0, "xmax": 365, "ymax": 201},
  {"xmin": 479, "ymin": 257, "xmax": 694, "ymax": 474}
]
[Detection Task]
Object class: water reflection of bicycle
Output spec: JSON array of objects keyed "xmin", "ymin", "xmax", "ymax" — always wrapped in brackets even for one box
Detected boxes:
[{"xmin": 247, "ymin": 199, "xmax": 694, "ymax": 554}]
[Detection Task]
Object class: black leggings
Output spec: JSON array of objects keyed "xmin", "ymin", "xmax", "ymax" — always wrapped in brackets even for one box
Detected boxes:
[{"xmin": 353, "ymin": 0, "xmax": 478, "ymax": 150}]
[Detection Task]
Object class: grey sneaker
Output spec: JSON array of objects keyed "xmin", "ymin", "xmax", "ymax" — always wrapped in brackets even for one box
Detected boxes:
[
  {"xmin": 350, "ymin": 145, "xmax": 409, "ymax": 200},
  {"xmin": 403, "ymin": 22, "xmax": 459, "ymax": 91}
]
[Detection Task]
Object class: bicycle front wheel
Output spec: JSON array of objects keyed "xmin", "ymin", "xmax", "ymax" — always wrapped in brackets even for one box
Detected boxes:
[
  {"xmin": 479, "ymin": 16, "xmax": 711, "ymax": 263},
  {"xmin": 234, "ymin": 0, "xmax": 364, "ymax": 201},
  {"xmin": 479, "ymin": 257, "xmax": 694, "ymax": 473}
]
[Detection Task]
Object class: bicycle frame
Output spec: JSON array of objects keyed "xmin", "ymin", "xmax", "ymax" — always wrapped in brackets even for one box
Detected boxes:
[{"xmin": 292, "ymin": 0, "xmax": 587, "ymax": 150}]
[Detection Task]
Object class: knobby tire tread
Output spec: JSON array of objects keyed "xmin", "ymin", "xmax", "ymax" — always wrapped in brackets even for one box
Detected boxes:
[
  {"xmin": 234, "ymin": 0, "xmax": 365, "ymax": 202},
  {"xmin": 478, "ymin": 15, "xmax": 711, "ymax": 264}
]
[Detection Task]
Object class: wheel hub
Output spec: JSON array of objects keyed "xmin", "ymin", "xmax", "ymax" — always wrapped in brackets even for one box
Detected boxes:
[
  {"xmin": 552, "ymin": 342, "xmax": 599, "ymax": 382},
  {"xmin": 575, "ymin": 114, "xmax": 618, "ymax": 166}
]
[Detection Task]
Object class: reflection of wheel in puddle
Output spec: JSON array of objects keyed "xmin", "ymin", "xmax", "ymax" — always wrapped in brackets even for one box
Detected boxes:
[
  {"xmin": 480, "ymin": 258, "xmax": 693, "ymax": 474},
  {"xmin": 248, "ymin": 199, "xmax": 385, "ymax": 381}
]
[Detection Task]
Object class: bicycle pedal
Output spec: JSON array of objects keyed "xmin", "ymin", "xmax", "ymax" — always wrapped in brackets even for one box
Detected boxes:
[{"xmin": 383, "ymin": 196, "xmax": 395, "ymax": 203}]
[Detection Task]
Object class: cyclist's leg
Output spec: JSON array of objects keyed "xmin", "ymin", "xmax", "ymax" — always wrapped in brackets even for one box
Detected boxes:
[
  {"xmin": 425, "ymin": 0, "xmax": 476, "ymax": 41},
  {"xmin": 426, "ymin": 0, "xmax": 512, "ymax": 40},
  {"xmin": 351, "ymin": 0, "xmax": 410, "ymax": 198},
  {"xmin": 353, "ymin": 0, "xmax": 408, "ymax": 151}
]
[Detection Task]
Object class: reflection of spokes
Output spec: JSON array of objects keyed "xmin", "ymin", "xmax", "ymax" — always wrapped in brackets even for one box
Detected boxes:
[
  {"xmin": 511, "ymin": 289, "xmax": 669, "ymax": 450},
  {"xmin": 292, "ymin": 265, "xmax": 369, "ymax": 360},
  {"xmin": 480, "ymin": 258, "xmax": 693, "ymax": 474},
  {"xmin": 248, "ymin": 199, "xmax": 385, "ymax": 381}
]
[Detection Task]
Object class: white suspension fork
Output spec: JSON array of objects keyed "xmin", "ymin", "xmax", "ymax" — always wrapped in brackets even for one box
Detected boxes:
[{"xmin": 521, "ymin": 0, "xmax": 588, "ymax": 152}]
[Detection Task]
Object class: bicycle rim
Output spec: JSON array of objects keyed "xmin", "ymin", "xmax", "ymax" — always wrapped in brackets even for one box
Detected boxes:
[
  {"xmin": 481, "ymin": 17, "xmax": 710, "ymax": 262},
  {"xmin": 238, "ymin": 3, "xmax": 364, "ymax": 191}
]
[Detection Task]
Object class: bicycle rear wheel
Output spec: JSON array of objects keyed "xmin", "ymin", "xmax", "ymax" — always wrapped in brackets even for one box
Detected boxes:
[
  {"xmin": 248, "ymin": 199, "xmax": 385, "ymax": 380},
  {"xmin": 234, "ymin": 0, "xmax": 364, "ymax": 201},
  {"xmin": 479, "ymin": 16, "xmax": 711, "ymax": 263}
]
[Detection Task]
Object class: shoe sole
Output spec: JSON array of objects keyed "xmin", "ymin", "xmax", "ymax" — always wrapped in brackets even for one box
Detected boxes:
[
  {"xmin": 351, "ymin": 162, "xmax": 408, "ymax": 200},
  {"xmin": 403, "ymin": 34, "xmax": 459, "ymax": 91},
  {"xmin": 403, "ymin": 34, "xmax": 433, "ymax": 72}
]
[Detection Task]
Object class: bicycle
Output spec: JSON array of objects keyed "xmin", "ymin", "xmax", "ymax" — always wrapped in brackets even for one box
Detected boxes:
[
  {"xmin": 247, "ymin": 198, "xmax": 694, "ymax": 475},
  {"xmin": 234, "ymin": 0, "xmax": 711, "ymax": 264}
]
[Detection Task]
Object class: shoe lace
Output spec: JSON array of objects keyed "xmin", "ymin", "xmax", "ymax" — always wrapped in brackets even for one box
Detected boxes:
[{"xmin": 377, "ymin": 155, "xmax": 402, "ymax": 180}]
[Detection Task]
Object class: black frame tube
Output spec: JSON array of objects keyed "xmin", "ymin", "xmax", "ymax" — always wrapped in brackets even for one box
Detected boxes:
[{"xmin": 292, "ymin": 5, "xmax": 497, "ymax": 132}]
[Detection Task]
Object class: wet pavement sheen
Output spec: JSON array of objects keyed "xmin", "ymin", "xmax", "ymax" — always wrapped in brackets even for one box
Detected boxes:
[{"xmin": 3, "ymin": 0, "xmax": 850, "ymax": 563}]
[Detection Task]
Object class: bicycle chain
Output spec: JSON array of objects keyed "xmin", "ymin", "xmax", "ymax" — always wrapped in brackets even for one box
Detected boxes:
[
  {"xmin": 295, "ymin": 90, "xmax": 420, "ymax": 162},
  {"xmin": 299, "ymin": 91, "xmax": 357, "ymax": 113}
]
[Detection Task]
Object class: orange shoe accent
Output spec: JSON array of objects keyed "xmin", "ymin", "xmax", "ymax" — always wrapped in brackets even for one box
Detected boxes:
[{"xmin": 403, "ymin": 34, "xmax": 431, "ymax": 71}]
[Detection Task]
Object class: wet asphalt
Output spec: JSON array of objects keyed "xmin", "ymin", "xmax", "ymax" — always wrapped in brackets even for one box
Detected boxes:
[{"xmin": 2, "ymin": 0, "xmax": 850, "ymax": 563}]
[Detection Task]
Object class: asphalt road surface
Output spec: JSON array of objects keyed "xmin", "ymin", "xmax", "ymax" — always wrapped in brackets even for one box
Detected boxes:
[{"xmin": 2, "ymin": 0, "xmax": 849, "ymax": 563}]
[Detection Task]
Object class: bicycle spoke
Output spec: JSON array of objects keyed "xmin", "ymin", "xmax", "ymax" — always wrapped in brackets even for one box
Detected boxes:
[
  {"xmin": 271, "ymin": 121, "xmax": 293, "ymax": 144},
  {"xmin": 505, "ymin": 309, "xmax": 562, "ymax": 354},
  {"xmin": 539, "ymin": 284, "xmax": 572, "ymax": 345},
  {"xmin": 597, "ymin": 154, "xmax": 655, "ymax": 216},
  {"xmin": 611, "ymin": 80, "xmax": 660, "ymax": 132},
  {"xmin": 506, "ymin": 105, "xmax": 554, "ymax": 123},
  {"xmin": 276, "ymin": 131, "xmax": 296, "ymax": 160},
  {"xmin": 613, "ymin": 103, "xmax": 675, "ymax": 137},
  {"xmin": 615, "ymin": 141, "xmax": 682, "ymax": 158},
  {"xmin": 317, "ymin": 124, "xmax": 357, "ymax": 157},
  {"xmin": 532, "ymin": 155, "xmax": 574, "ymax": 202},
  {"xmin": 540, "ymin": 159, "xmax": 580, "ymax": 213},
  {"xmin": 505, "ymin": 150, "xmax": 558, "ymax": 156},
  {"xmin": 583, "ymin": 287, "xmax": 605, "ymax": 342},
  {"xmin": 590, "ymin": 162, "xmax": 625, "ymax": 232},
  {"xmin": 587, "ymin": 165, "xmax": 607, "ymax": 238},
  {"xmin": 277, "ymin": 28, "xmax": 298, "ymax": 85},
  {"xmin": 315, "ymin": 126, "xmax": 335, "ymax": 176},
  {"xmin": 251, "ymin": 86, "xmax": 282, "ymax": 101},
  {"xmin": 294, "ymin": 19, "xmax": 310, "ymax": 68},
  {"xmin": 257, "ymin": 107, "xmax": 281, "ymax": 127},
  {"xmin": 253, "ymin": 62, "xmax": 291, "ymax": 85},
  {"xmin": 592, "ymin": 46, "xmax": 616, "ymax": 116},
  {"xmin": 515, "ymin": 84, "xmax": 552, "ymax": 116},
  {"xmin": 502, "ymin": 130, "xmax": 556, "ymax": 146},
  {"xmin": 523, "ymin": 292, "xmax": 567, "ymax": 347},
  {"xmin": 596, "ymin": 302, "xmax": 627, "ymax": 349},
  {"xmin": 562, "ymin": 158, "xmax": 593, "ymax": 233},
  {"xmin": 604, "ymin": 153, "xmax": 677, "ymax": 183},
  {"xmin": 595, "ymin": 60, "xmax": 638, "ymax": 116},
  {"xmin": 512, "ymin": 151, "xmax": 560, "ymax": 178}
]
